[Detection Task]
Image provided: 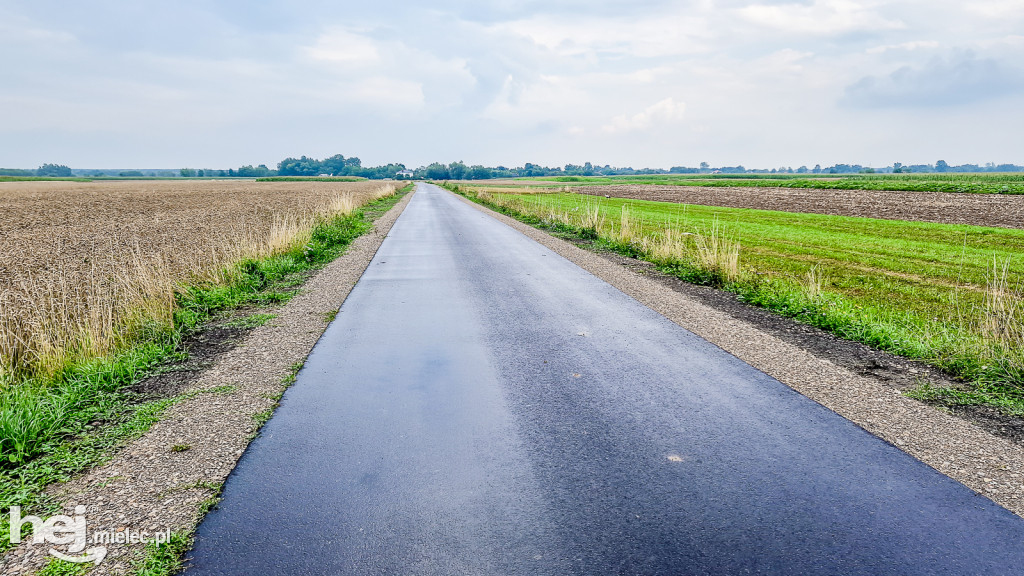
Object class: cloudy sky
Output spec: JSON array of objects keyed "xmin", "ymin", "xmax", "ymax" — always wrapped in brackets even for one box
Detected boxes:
[{"xmin": 1, "ymin": 0, "xmax": 1022, "ymax": 169}]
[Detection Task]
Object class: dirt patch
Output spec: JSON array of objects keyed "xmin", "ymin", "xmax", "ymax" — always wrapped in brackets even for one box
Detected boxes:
[
  {"xmin": 576, "ymin": 185, "xmax": 1024, "ymax": 229},
  {"xmin": 128, "ymin": 307, "xmax": 275, "ymax": 400}
]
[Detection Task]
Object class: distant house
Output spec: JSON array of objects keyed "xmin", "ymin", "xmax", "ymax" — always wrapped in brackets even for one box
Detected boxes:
[{"xmin": 397, "ymin": 170, "xmax": 415, "ymax": 178}]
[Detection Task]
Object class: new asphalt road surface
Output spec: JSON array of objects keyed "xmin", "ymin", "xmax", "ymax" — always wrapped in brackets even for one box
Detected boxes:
[{"xmin": 187, "ymin": 184, "xmax": 1024, "ymax": 575}]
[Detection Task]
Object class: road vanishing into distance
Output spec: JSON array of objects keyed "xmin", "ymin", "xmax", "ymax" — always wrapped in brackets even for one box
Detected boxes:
[{"xmin": 187, "ymin": 184, "xmax": 1024, "ymax": 575}]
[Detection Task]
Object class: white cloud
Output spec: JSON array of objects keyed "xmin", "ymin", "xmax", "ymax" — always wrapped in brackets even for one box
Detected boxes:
[
  {"xmin": 866, "ymin": 41, "xmax": 940, "ymax": 54},
  {"xmin": 495, "ymin": 12, "xmax": 712, "ymax": 58},
  {"xmin": 1, "ymin": 0, "xmax": 1023, "ymax": 169},
  {"xmin": 344, "ymin": 76, "xmax": 425, "ymax": 110},
  {"xmin": 602, "ymin": 98, "xmax": 686, "ymax": 134},
  {"xmin": 736, "ymin": 0, "xmax": 904, "ymax": 35},
  {"xmin": 481, "ymin": 74, "xmax": 589, "ymax": 128},
  {"xmin": 304, "ymin": 28, "xmax": 381, "ymax": 65},
  {"xmin": 844, "ymin": 51, "xmax": 1024, "ymax": 107},
  {"xmin": 965, "ymin": 0, "xmax": 1024, "ymax": 19}
]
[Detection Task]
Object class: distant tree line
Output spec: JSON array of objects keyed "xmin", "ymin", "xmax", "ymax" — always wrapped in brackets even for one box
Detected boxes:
[
  {"xmin": 388, "ymin": 160, "xmax": 1024, "ymax": 179},
  {"xmin": 274, "ymin": 155, "xmax": 408, "ymax": 179},
  {"xmin": 4, "ymin": 159, "xmax": 1023, "ymax": 181},
  {"xmin": 179, "ymin": 165, "xmax": 272, "ymax": 178}
]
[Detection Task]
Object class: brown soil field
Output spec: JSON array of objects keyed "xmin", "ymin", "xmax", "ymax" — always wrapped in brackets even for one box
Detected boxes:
[
  {"xmin": 575, "ymin": 185, "xmax": 1024, "ymax": 229},
  {"xmin": 0, "ymin": 179, "xmax": 396, "ymax": 376}
]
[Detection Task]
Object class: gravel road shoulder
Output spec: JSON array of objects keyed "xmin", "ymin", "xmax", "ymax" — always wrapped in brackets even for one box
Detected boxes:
[
  {"xmin": 455, "ymin": 191, "xmax": 1024, "ymax": 519},
  {"xmin": 0, "ymin": 191, "xmax": 414, "ymax": 576},
  {"xmin": 577, "ymin": 184, "xmax": 1024, "ymax": 229}
]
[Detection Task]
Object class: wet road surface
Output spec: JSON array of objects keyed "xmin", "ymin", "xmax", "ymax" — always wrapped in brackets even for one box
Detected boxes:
[{"xmin": 187, "ymin": 184, "xmax": 1024, "ymax": 575}]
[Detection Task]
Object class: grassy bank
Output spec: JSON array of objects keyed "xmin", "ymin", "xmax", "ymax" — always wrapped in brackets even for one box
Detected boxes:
[
  {"xmin": 0, "ymin": 186, "xmax": 410, "ymax": 553},
  {"xmin": 517, "ymin": 173, "xmax": 1024, "ymax": 195},
  {"xmin": 450, "ymin": 184, "xmax": 1024, "ymax": 413}
]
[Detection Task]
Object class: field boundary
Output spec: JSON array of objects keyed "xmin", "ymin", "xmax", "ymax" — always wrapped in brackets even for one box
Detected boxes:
[
  {"xmin": 0, "ymin": 188, "xmax": 416, "ymax": 575},
  {"xmin": 574, "ymin": 184, "xmax": 1024, "ymax": 229},
  {"xmin": 447, "ymin": 186, "xmax": 1024, "ymax": 519}
]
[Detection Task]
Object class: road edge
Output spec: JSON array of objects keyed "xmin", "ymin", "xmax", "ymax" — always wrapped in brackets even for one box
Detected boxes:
[{"xmin": 448, "ymin": 185, "xmax": 1024, "ymax": 519}]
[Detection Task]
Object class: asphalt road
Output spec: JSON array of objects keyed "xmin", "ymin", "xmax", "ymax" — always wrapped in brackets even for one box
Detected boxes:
[{"xmin": 187, "ymin": 184, "xmax": 1024, "ymax": 575}]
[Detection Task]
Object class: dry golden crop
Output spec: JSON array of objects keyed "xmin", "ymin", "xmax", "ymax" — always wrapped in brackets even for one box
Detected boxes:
[{"xmin": 0, "ymin": 179, "xmax": 397, "ymax": 380}]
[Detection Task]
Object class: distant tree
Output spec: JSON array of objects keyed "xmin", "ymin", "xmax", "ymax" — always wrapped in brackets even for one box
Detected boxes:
[
  {"xmin": 37, "ymin": 163, "xmax": 73, "ymax": 177},
  {"xmin": 699, "ymin": 162, "xmax": 710, "ymax": 172},
  {"xmin": 423, "ymin": 162, "xmax": 451, "ymax": 180},
  {"xmin": 935, "ymin": 160, "xmax": 949, "ymax": 172},
  {"xmin": 278, "ymin": 156, "xmax": 321, "ymax": 176},
  {"xmin": 236, "ymin": 165, "xmax": 270, "ymax": 177},
  {"xmin": 197, "ymin": 169, "xmax": 205, "ymax": 177},
  {"xmin": 811, "ymin": 164, "xmax": 821, "ymax": 174},
  {"xmin": 468, "ymin": 165, "xmax": 492, "ymax": 180},
  {"xmin": 180, "ymin": 168, "xmax": 197, "ymax": 177},
  {"xmin": 118, "ymin": 170, "xmax": 144, "ymax": 177},
  {"xmin": 320, "ymin": 154, "xmax": 348, "ymax": 176},
  {"xmin": 796, "ymin": 166, "xmax": 809, "ymax": 174},
  {"xmin": 448, "ymin": 161, "xmax": 468, "ymax": 180}
]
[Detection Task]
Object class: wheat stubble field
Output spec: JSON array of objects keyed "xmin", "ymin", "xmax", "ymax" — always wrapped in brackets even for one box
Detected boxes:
[{"xmin": 0, "ymin": 179, "xmax": 396, "ymax": 380}]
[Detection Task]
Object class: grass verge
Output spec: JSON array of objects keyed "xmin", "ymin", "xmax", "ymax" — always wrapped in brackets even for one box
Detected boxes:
[
  {"xmin": 0, "ymin": 186, "xmax": 410, "ymax": 556},
  {"xmin": 447, "ymin": 183, "xmax": 1024, "ymax": 414},
  {"xmin": 131, "ymin": 532, "xmax": 193, "ymax": 576}
]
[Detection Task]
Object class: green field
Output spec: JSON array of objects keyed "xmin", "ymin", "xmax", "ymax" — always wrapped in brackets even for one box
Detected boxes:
[
  {"xmin": 465, "ymin": 187, "xmax": 1024, "ymax": 412},
  {"xmin": 518, "ymin": 173, "xmax": 1024, "ymax": 195}
]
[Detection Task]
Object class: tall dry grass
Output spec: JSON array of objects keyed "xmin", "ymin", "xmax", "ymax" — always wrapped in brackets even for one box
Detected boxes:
[
  {"xmin": 980, "ymin": 258, "xmax": 1024, "ymax": 374},
  {"xmin": 480, "ymin": 191, "xmax": 742, "ymax": 283},
  {"xmin": 0, "ymin": 182, "xmax": 396, "ymax": 382}
]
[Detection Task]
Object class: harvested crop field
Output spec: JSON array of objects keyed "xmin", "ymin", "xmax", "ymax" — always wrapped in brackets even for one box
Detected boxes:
[
  {"xmin": 575, "ymin": 185, "xmax": 1024, "ymax": 229},
  {"xmin": 0, "ymin": 179, "xmax": 397, "ymax": 378}
]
